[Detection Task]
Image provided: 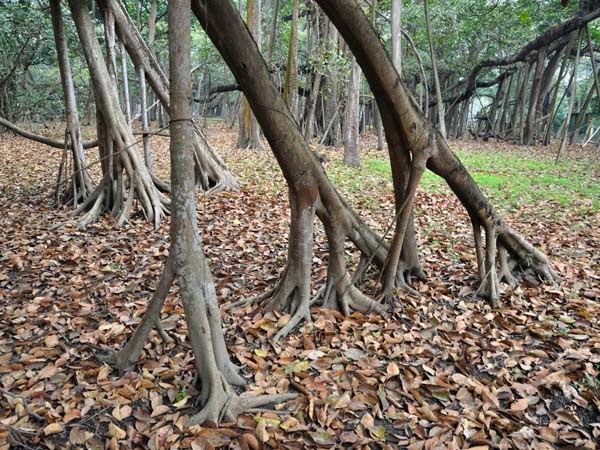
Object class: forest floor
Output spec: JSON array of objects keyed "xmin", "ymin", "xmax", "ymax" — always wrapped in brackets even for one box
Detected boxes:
[{"xmin": 0, "ymin": 124, "xmax": 599, "ymax": 450}]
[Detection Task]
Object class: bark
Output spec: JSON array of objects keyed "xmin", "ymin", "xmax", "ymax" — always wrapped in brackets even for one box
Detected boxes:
[
  {"xmin": 68, "ymin": 0, "xmax": 168, "ymax": 229},
  {"xmin": 316, "ymin": 0, "xmax": 557, "ymax": 306},
  {"xmin": 322, "ymin": 20, "xmax": 341, "ymax": 146},
  {"xmin": 98, "ymin": 0, "xmax": 239, "ymax": 193},
  {"xmin": 193, "ymin": 0, "xmax": 417, "ymax": 339},
  {"xmin": 120, "ymin": 42, "xmax": 132, "ymax": 128},
  {"xmin": 371, "ymin": 0, "xmax": 384, "ymax": 150},
  {"xmin": 110, "ymin": 2, "xmax": 295, "ymax": 425},
  {"xmin": 50, "ymin": 0, "xmax": 95, "ymax": 207},
  {"xmin": 523, "ymin": 45, "xmax": 547, "ymax": 145},
  {"xmin": 267, "ymin": 0, "xmax": 280, "ymax": 63},
  {"xmin": 139, "ymin": 66, "xmax": 152, "ymax": 169},
  {"xmin": 236, "ymin": 0, "xmax": 264, "ymax": 150},
  {"xmin": 391, "ymin": 0, "xmax": 402, "ymax": 74},
  {"xmin": 424, "ymin": 0, "xmax": 446, "ymax": 138},
  {"xmin": 343, "ymin": 56, "xmax": 361, "ymax": 167}
]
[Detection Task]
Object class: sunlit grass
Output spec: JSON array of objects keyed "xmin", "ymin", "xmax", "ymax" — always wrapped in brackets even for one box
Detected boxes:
[{"xmin": 326, "ymin": 146, "xmax": 600, "ymax": 212}]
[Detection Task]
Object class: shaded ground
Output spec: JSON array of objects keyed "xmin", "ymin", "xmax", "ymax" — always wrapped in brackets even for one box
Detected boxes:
[{"xmin": 0, "ymin": 124, "xmax": 599, "ymax": 449}]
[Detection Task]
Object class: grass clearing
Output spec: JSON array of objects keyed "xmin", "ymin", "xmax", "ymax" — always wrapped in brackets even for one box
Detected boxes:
[{"xmin": 327, "ymin": 144, "xmax": 600, "ymax": 212}]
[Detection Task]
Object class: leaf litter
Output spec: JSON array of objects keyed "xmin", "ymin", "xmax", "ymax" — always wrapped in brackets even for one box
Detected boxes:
[{"xmin": 0, "ymin": 124, "xmax": 599, "ymax": 449}]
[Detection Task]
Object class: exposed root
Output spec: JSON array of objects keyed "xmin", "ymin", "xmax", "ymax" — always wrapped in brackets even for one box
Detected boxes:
[
  {"xmin": 188, "ymin": 373, "xmax": 297, "ymax": 426},
  {"xmin": 498, "ymin": 245, "xmax": 518, "ymax": 288},
  {"xmin": 317, "ymin": 219, "xmax": 387, "ymax": 316},
  {"xmin": 469, "ymin": 215, "xmax": 558, "ymax": 306}
]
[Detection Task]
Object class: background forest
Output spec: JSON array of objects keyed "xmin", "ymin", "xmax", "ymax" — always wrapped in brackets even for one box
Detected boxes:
[{"xmin": 0, "ymin": 0, "xmax": 599, "ymax": 449}]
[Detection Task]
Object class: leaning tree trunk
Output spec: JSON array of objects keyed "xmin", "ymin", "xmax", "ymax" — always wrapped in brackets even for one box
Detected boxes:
[
  {"xmin": 68, "ymin": 0, "xmax": 168, "ymax": 229},
  {"xmin": 97, "ymin": 0, "xmax": 239, "ymax": 193},
  {"xmin": 316, "ymin": 0, "xmax": 557, "ymax": 307},
  {"xmin": 192, "ymin": 0, "xmax": 426, "ymax": 339},
  {"xmin": 50, "ymin": 0, "xmax": 94, "ymax": 207},
  {"xmin": 108, "ymin": 0, "xmax": 295, "ymax": 426}
]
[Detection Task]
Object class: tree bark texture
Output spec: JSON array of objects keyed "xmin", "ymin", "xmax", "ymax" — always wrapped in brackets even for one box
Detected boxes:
[
  {"xmin": 68, "ymin": 0, "xmax": 168, "ymax": 229},
  {"xmin": 97, "ymin": 0, "xmax": 240, "ymax": 193},
  {"xmin": 315, "ymin": 0, "xmax": 557, "ymax": 306}
]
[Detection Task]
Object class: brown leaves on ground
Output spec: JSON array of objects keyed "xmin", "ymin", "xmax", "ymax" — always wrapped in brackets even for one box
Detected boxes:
[{"xmin": 0, "ymin": 125, "xmax": 599, "ymax": 449}]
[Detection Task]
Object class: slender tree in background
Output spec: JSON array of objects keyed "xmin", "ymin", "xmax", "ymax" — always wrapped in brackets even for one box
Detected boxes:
[
  {"xmin": 391, "ymin": 0, "xmax": 402, "ymax": 74},
  {"xmin": 343, "ymin": 56, "xmax": 361, "ymax": 166},
  {"xmin": 557, "ymin": 30, "xmax": 583, "ymax": 161},
  {"xmin": 49, "ymin": 0, "xmax": 94, "ymax": 207},
  {"xmin": 371, "ymin": 0, "xmax": 384, "ymax": 151},
  {"xmin": 283, "ymin": 0, "xmax": 299, "ymax": 119},
  {"xmin": 237, "ymin": 0, "xmax": 264, "ymax": 149},
  {"xmin": 424, "ymin": 0, "xmax": 446, "ymax": 138}
]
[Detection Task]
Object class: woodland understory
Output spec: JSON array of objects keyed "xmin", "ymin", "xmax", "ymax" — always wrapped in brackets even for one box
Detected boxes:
[{"xmin": 0, "ymin": 127, "xmax": 599, "ymax": 449}]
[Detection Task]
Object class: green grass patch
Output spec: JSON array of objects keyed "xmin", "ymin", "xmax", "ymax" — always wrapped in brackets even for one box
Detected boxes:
[{"xmin": 329, "ymin": 147, "xmax": 600, "ymax": 212}]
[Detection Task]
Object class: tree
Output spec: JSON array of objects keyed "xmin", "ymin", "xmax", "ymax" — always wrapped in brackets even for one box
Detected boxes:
[
  {"xmin": 107, "ymin": 0, "xmax": 295, "ymax": 425},
  {"xmin": 423, "ymin": 0, "xmax": 446, "ymax": 138},
  {"xmin": 67, "ymin": 0, "xmax": 169, "ymax": 229},
  {"xmin": 236, "ymin": 0, "xmax": 264, "ymax": 150},
  {"xmin": 193, "ymin": 0, "xmax": 429, "ymax": 340},
  {"xmin": 49, "ymin": 0, "xmax": 94, "ymax": 207},
  {"xmin": 316, "ymin": 0, "xmax": 557, "ymax": 306},
  {"xmin": 98, "ymin": 0, "xmax": 239, "ymax": 193},
  {"xmin": 343, "ymin": 56, "xmax": 361, "ymax": 166}
]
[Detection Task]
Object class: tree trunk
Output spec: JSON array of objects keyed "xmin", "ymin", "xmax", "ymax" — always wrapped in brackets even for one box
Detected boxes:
[
  {"xmin": 98, "ymin": 0, "xmax": 239, "ymax": 193},
  {"xmin": 543, "ymin": 32, "xmax": 576, "ymax": 145},
  {"xmin": 424, "ymin": 0, "xmax": 446, "ymax": 138},
  {"xmin": 110, "ymin": 0, "xmax": 295, "ymax": 425},
  {"xmin": 50, "ymin": 0, "xmax": 94, "ymax": 207},
  {"xmin": 322, "ymin": 20, "xmax": 341, "ymax": 146},
  {"xmin": 343, "ymin": 56, "xmax": 361, "ymax": 167},
  {"xmin": 391, "ymin": 0, "xmax": 402, "ymax": 74},
  {"xmin": 283, "ymin": 0, "xmax": 299, "ymax": 120},
  {"xmin": 316, "ymin": 0, "xmax": 556, "ymax": 306},
  {"xmin": 120, "ymin": 42, "xmax": 132, "ymax": 128},
  {"xmin": 68, "ymin": 0, "xmax": 168, "ymax": 229},
  {"xmin": 523, "ymin": 45, "xmax": 547, "ymax": 145},
  {"xmin": 557, "ymin": 30, "xmax": 582, "ymax": 161},
  {"xmin": 236, "ymin": 0, "xmax": 264, "ymax": 149},
  {"xmin": 192, "ymin": 0, "xmax": 422, "ymax": 338}
]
